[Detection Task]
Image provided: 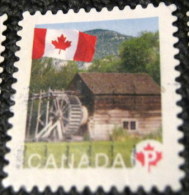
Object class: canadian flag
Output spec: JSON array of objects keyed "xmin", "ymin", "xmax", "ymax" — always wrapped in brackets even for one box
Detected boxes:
[{"xmin": 32, "ymin": 28, "xmax": 97, "ymax": 62}]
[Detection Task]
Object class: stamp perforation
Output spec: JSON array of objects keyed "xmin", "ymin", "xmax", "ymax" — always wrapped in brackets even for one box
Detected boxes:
[
  {"xmin": 2, "ymin": 2, "xmax": 187, "ymax": 193},
  {"xmin": 0, "ymin": 14, "xmax": 8, "ymax": 94}
]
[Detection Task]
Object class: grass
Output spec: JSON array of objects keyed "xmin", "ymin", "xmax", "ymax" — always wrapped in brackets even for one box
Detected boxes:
[
  {"xmin": 24, "ymin": 127, "xmax": 162, "ymax": 169},
  {"xmin": 24, "ymin": 138, "xmax": 143, "ymax": 168}
]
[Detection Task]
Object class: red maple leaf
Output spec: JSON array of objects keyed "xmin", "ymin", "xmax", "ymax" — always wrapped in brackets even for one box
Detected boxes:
[
  {"xmin": 52, "ymin": 34, "xmax": 71, "ymax": 54},
  {"xmin": 136, "ymin": 152, "xmax": 145, "ymax": 166},
  {"xmin": 150, "ymin": 152, "xmax": 162, "ymax": 166},
  {"xmin": 136, "ymin": 143, "xmax": 162, "ymax": 172},
  {"xmin": 144, "ymin": 144, "xmax": 154, "ymax": 151}
]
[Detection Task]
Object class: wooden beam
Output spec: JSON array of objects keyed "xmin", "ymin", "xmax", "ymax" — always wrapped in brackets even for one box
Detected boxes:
[
  {"xmin": 26, "ymin": 99, "xmax": 34, "ymax": 139},
  {"xmin": 35, "ymin": 90, "xmax": 42, "ymax": 140},
  {"xmin": 45, "ymin": 91, "xmax": 50, "ymax": 126}
]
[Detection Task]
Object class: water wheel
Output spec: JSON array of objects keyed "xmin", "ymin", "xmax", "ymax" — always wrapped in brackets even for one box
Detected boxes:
[{"xmin": 26, "ymin": 90, "xmax": 83, "ymax": 141}]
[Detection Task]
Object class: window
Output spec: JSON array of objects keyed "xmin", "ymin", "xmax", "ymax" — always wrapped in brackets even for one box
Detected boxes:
[
  {"xmin": 123, "ymin": 121, "xmax": 129, "ymax": 129},
  {"xmin": 130, "ymin": 121, "xmax": 136, "ymax": 130},
  {"xmin": 123, "ymin": 120, "xmax": 137, "ymax": 130}
]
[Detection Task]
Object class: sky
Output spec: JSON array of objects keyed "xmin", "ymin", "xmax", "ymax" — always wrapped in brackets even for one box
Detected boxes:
[{"xmin": 36, "ymin": 17, "xmax": 158, "ymax": 37}]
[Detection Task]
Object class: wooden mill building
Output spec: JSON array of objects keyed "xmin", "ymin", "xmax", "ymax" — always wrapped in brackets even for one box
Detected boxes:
[{"xmin": 68, "ymin": 73, "xmax": 161, "ymax": 140}]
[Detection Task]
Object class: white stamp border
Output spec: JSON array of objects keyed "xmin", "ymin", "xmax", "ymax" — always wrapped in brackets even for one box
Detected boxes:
[{"xmin": 3, "ymin": 3, "xmax": 184, "ymax": 192}]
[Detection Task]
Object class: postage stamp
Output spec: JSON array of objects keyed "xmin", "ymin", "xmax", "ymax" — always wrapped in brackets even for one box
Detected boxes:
[{"xmin": 3, "ymin": 3, "xmax": 183, "ymax": 192}]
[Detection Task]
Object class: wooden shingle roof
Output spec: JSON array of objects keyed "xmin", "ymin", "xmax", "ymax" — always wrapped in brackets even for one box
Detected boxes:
[{"xmin": 78, "ymin": 73, "xmax": 160, "ymax": 95}]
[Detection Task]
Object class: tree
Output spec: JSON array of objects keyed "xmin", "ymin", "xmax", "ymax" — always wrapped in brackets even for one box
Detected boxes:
[
  {"xmin": 29, "ymin": 31, "xmax": 160, "ymax": 94},
  {"xmin": 88, "ymin": 55, "xmax": 120, "ymax": 73},
  {"xmin": 57, "ymin": 61, "xmax": 79, "ymax": 89},
  {"xmin": 119, "ymin": 32, "xmax": 160, "ymax": 83},
  {"xmin": 30, "ymin": 58, "xmax": 78, "ymax": 92}
]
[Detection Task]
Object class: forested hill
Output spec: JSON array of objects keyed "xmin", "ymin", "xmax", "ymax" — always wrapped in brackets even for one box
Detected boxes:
[
  {"xmin": 85, "ymin": 29, "xmax": 132, "ymax": 59},
  {"xmin": 30, "ymin": 31, "xmax": 159, "ymax": 93}
]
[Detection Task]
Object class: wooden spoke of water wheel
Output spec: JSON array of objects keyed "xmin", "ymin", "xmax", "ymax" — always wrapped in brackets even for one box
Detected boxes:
[{"xmin": 28, "ymin": 90, "xmax": 83, "ymax": 141}]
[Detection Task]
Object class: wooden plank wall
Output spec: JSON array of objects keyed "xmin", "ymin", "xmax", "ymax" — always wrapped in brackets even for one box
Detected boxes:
[{"xmin": 89, "ymin": 109, "xmax": 161, "ymax": 140}]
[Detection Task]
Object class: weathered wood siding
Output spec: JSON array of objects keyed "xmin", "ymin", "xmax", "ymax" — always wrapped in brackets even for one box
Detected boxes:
[
  {"xmin": 94, "ymin": 95, "xmax": 161, "ymax": 111},
  {"xmin": 68, "ymin": 75, "xmax": 161, "ymax": 140},
  {"xmin": 68, "ymin": 75, "xmax": 161, "ymax": 112},
  {"xmin": 68, "ymin": 75, "xmax": 95, "ymax": 114},
  {"xmin": 88, "ymin": 109, "xmax": 161, "ymax": 140}
]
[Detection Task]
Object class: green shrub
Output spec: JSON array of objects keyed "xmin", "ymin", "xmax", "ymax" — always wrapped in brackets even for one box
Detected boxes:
[
  {"xmin": 83, "ymin": 132, "xmax": 91, "ymax": 141},
  {"xmin": 110, "ymin": 126, "xmax": 162, "ymax": 142},
  {"xmin": 110, "ymin": 127, "xmax": 129, "ymax": 141},
  {"xmin": 143, "ymin": 127, "xmax": 162, "ymax": 142}
]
